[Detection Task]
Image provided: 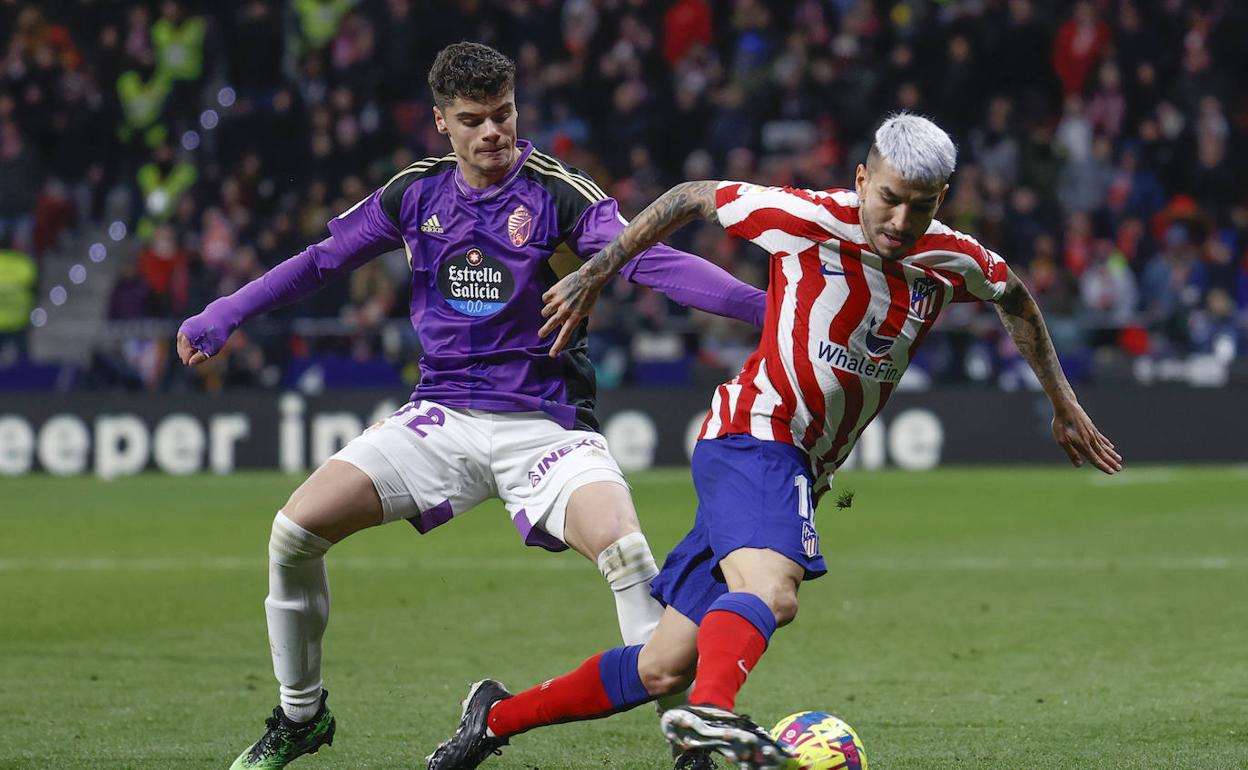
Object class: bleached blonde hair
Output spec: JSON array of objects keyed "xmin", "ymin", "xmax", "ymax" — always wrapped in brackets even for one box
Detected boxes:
[{"xmin": 869, "ymin": 112, "xmax": 957, "ymax": 186}]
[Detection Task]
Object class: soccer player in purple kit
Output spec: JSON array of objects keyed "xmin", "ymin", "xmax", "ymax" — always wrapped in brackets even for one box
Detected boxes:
[{"xmin": 177, "ymin": 42, "xmax": 762, "ymax": 770}]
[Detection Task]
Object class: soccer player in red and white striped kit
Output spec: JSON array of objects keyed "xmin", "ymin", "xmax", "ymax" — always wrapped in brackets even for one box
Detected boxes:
[{"xmin": 426, "ymin": 113, "xmax": 1122, "ymax": 770}]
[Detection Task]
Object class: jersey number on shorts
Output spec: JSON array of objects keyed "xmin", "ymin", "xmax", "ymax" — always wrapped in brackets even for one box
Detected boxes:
[
  {"xmin": 794, "ymin": 475, "xmax": 819, "ymax": 558},
  {"xmin": 406, "ymin": 407, "xmax": 446, "ymax": 437},
  {"xmin": 793, "ymin": 475, "xmax": 814, "ymax": 521}
]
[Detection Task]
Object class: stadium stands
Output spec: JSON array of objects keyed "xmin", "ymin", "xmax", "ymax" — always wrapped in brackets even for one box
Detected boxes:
[{"xmin": 1, "ymin": 0, "xmax": 1245, "ymax": 392}]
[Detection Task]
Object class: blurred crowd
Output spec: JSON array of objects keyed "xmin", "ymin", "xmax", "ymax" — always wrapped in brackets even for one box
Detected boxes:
[{"xmin": 1, "ymin": 0, "xmax": 1246, "ymax": 392}]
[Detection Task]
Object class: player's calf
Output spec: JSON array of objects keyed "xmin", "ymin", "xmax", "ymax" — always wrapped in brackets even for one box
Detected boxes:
[{"xmin": 596, "ymin": 531, "xmax": 663, "ymax": 645}]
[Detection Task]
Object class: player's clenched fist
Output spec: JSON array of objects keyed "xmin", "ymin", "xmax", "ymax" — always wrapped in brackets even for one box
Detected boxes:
[
  {"xmin": 175, "ymin": 331, "xmax": 210, "ymax": 366},
  {"xmin": 175, "ymin": 311, "xmax": 233, "ymax": 367}
]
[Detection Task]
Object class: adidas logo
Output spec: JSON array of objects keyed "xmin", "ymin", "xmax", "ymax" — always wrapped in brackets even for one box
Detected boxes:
[{"xmin": 420, "ymin": 214, "xmax": 444, "ymax": 234}]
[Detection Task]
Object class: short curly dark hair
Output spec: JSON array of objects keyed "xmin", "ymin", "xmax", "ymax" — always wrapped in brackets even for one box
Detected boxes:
[{"xmin": 428, "ymin": 42, "xmax": 516, "ymax": 108}]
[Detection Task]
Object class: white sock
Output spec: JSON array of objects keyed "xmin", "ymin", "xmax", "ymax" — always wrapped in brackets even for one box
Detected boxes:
[
  {"xmin": 596, "ymin": 534, "xmax": 693, "ymax": 711},
  {"xmin": 265, "ymin": 511, "xmax": 332, "ymax": 723},
  {"xmin": 597, "ymin": 532, "xmax": 663, "ymax": 646}
]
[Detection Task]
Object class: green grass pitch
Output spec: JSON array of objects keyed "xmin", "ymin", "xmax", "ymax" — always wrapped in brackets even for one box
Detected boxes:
[{"xmin": 2, "ymin": 466, "xmax": 1246, "ymax": 769}]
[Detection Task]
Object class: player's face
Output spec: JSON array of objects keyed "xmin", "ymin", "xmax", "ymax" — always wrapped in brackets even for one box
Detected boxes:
[
  {"xmin": 854, "ymin": 159, "xmax": 948, "ymax": 259},
  {"xmin": 434, "ymin": 90, "xmax": 519, "ymax": 187}
]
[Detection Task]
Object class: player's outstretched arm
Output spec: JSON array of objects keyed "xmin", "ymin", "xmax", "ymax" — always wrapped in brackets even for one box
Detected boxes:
[
  {"xmin": 176, "ymin": 231, "xmax": 393, "ymax": 367},
  {"xmin": 540, "ymin": 180, "xmax": 721, "ymax": 355},
  {"xmin": 993, "ymin": 266, "xmax": 1122, "ymax": 474}
]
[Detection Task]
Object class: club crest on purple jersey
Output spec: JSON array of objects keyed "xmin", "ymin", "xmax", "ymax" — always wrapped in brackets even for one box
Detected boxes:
[
  {"xmin": 507, "ymin": 204, "xmax": 534, "ymax": 247},
  {"xmin": 910, "ymin": 276, "xmax": 941, "ymax": 319}
]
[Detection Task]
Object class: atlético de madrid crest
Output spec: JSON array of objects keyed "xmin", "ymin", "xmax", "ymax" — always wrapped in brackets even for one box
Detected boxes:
[
  {"xmin": 910, "ymin": 276, "xmax": 941, "ymax": 319},
  {"xmin": 507, "ymin": 205, "xmax": 534, "ymax": 247}
]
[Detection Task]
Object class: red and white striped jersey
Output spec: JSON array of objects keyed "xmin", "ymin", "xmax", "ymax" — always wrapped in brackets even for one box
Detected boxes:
[{"xmin": 700, "ymin": 182, "xmax": 1009, "ymax": 498}]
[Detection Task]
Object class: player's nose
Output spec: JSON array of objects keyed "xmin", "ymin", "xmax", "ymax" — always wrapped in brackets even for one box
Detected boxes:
[{"xmin": 889, "ymin": 207, "xmax": 910, "ymax": 233}]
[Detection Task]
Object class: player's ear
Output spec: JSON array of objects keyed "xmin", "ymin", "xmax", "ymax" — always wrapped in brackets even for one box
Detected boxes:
[
  {"xmin": 935, "ymin": 182, "xmax": 950, "ymax": 210},
  {"xmin": 854, "ymin": 163, "xmax": 869, "ymax": 195},
  {"xmin": 433, "ymin": 106, "xmax": 448, "ymax": 135}
]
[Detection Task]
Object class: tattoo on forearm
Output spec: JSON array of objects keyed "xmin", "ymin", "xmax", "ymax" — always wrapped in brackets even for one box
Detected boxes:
[
  {"xmin": 995, "ymin": 279, "xmax": 1074, "ymax": 401},
  {"xmin": 579, "ymin": 180, "xmax": 720, "ymax": 286}
]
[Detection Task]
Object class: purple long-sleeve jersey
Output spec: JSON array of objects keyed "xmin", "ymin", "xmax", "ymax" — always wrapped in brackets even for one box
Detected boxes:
[{"xmin": 180, "ymin": 140, "xmax": 765, "ymax": 430}]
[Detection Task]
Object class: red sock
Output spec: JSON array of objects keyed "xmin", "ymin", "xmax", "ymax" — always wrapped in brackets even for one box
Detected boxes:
[
  {"xmin": 487, "ymin": 653, "xmax": 612, "ymax": 738},
  {"xmin": 689, "ymin": 609, "xmax": 769, "ymax": 711}
]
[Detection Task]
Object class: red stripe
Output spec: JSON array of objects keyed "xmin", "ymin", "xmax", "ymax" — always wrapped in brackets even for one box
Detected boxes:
[
  {"xmin": 761, "ymin": 255, "xmax": 799, "ymax": 442},
  {"xmin": 791, "ymin": 245, "xmax": 830, "ymax": 449},
  {"xmin": 835, "ymin": 381, "xmax": 895, "ymax": 470},
  {"xmin": 877, "ymin": 258, "xmax": 911, "ymax": 339},
  {"xmin": 827, "ymin": 242, "xmax": 871, "ymax": 345},
  {"xmin": 782, "ymin": 187, "xmax": 861, "ymax": 225},
  {"xmin": 730, "ymin": 261, "xmax": 782, "ymax": 436},
  {"xmin": 914, "ymin": 232, "xmax": 1008, "ymax": 283},
  {"xmin": 716, "ymin": 182, "xmax": 744, "ymax": 209},
  {"xmin": 928, "ymin": 265, "xmax": 974, "ymax": 303},
  {"xmin": 716, "ymin": 383, "xmax": 734, "ymax": 431},
  {"xmin": 727, "ymin": 207, "xmax": 836, "ymax": 244},
  {"xmin": 729, "ymin": 354, "xmax": 764, "ymax": 434},
  {"xmin": 822, "ymin": 369, "xmax": 864, "ymax": 473},
  {"xmin": 819, "ymin": 241, "xmax": 873, "ymax": 468}
]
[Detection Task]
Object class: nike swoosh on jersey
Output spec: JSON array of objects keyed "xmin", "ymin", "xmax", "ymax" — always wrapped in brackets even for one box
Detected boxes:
[{"xmin": 819, "ymin": 265, "xmax": 849, "ymax": 276}]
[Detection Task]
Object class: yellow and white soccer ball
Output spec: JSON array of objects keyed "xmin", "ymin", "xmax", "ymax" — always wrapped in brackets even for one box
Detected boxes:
[{"xmin": 770, "ymin": 711, "xmax": 867, "ymax": 770}]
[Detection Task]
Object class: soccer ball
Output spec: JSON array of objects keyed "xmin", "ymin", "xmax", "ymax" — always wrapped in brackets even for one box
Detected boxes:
[{"xmin": 770, "ymin": 711, "xmax": 867, "ymax": 770}]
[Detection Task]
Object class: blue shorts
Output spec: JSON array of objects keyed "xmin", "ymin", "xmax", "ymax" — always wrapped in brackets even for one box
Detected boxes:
[{"xmin": 650, "ymin": 434, "xmax": 828, "ymax": 625}]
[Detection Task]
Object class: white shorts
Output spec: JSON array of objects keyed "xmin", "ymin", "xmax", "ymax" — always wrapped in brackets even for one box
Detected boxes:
[{"xmin": 331, "ymin": 400, "xmax": 627, "ymax": 551}]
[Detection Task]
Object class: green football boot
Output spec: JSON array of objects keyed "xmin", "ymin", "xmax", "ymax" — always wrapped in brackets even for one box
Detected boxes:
[{"xmin": 229, "ymin": 690, "xmax": 336, "ymax": 769}]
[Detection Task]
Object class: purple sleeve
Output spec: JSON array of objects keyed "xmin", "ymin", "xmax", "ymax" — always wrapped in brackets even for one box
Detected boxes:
[
  {"xmin": 569, "ymin": 198, "xmax": 766, "ymax": 327},
  {"xmin": 178, "ymin": 191, "xmax": 401, "ymax": 356}
]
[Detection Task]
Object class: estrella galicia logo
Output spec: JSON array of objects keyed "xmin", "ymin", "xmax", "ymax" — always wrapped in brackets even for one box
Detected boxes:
[
  {"xmin": 863, "ymin": 316, "xmax": 896, "ymax": 358},
  {"xmin": 437, "ymin": 247, "xmax": 514, "ymax": 317}
]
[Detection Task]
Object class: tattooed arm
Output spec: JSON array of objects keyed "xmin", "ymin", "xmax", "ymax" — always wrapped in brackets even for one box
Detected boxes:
[
  {"xmin": 993, "ymin": 266, "xmax": 1122, "ymax": 474},
  {"xmin": 540, "ymin": 180, "xmax": 720, "ymax": 355}
]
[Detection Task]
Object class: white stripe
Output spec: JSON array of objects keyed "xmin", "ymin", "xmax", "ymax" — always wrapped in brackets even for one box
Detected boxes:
[
  {"xmin": 773, "ymin": 255, "xmax": 813, "ymax": 440},
  {"xmin": 702, "ymin": 387, "xmax": 724, "ymax": 438},
  {"xmin": 833, "ymin": 383, "xmax": 882, "ymax": 466},
  {"xmin": 748, "ymin": 358, "xmax": 783, "ymax": 440},
  {"xmin": 724, "ymin": 382, "xmax": 742, "ymax": 420},
  {"xmin": 718, "ymin": 185, "xmax": 865, "ymax": 249}
]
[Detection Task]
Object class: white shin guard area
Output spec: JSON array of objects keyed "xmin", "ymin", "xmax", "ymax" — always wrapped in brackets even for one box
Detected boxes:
[
  {"xmin": 265, "ymin": 511, "xmax": 332, "ymax": 723},
  {"xmin": 597, "ymin": 532, "xmax": 663, "ymax": 646}
]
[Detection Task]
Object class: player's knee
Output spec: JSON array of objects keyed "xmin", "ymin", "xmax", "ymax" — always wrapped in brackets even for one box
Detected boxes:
[
  {"xmin": 268, "ymin": 511, "xmax": 332, "ymax": 566},
  {"xmin": 281, "ymin": 460, "xmax": 383, "ymax": 542},
  {"xmin": 565, "ymin": 481, "xmax": 641, "ymax": 557},
  {"xmin": 637, "ymin": 657, "xmax": 693, "ymax": 698},
  {"xmin": 766, "ymin": 588, "xmax": 800, "ymax": 627},
  {"xmin": 596, "ymin": 532, "xmax": 659, "ymax": 591}
]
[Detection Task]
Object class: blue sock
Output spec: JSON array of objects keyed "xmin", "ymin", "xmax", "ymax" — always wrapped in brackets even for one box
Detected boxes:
[
  {"xmin": 598, "ymin": 644, "xmax": 651, "ymax": 708},
  {"xmin": 707, "ymin": 592, "xmax": 777, "ymax": 643}
]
